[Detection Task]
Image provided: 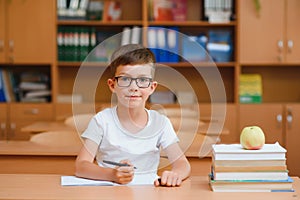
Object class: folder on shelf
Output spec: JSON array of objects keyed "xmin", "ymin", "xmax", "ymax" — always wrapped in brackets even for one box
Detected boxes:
[
  {"xmin": 121, "ymin": 27, "xmax": 131, "ymax": 46},
  {"xmin": 156, "ymin": 27, "xmax": 168, "ymax": 62},
  {"xmin": 166, "ymin": 26, "xmax": 179, "ymax": 63},
  {"xmin": 147, "ymin": 26, "xmax": 159, "ymax": 62},
  {"xmin": 207, "ymin": 30, "xmax": 233, "ymax": 62},
  {"xmin": 0, "ymin": 70, "xmax": 6, "ymax": 102},
  {"xmin": 131, "ymin": 26, "xmax": 142, "ymax": 44}
]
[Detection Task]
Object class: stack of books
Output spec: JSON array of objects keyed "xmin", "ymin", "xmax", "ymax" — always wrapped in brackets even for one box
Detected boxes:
[{"xmin": 209, "ymin": 142, "xmax": 294, "ymax": 192}]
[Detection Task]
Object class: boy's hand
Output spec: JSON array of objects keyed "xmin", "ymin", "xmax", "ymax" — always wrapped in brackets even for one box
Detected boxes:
[
  {"xmin": 154, "ymin": 171, "xmax": 182, "ymax": 187},
  {"xmin": 112, "ymin": 160, "xmax": 135, "ymax": 184}
]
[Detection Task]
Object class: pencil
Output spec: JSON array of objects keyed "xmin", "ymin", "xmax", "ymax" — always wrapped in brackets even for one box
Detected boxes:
[{"xmin": 103, "ymin": 160, "xmax": 137, "ymax": 169}]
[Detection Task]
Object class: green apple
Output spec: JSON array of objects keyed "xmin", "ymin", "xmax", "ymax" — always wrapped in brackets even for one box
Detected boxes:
[{"xmin": 240, "ymin": 126, "xmax": 265, "ymax": 150}]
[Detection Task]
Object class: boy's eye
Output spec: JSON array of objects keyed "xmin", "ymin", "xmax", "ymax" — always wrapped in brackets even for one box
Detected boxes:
[
  {"xmin": 120, "ymin": 77, "xmax": 131, "ymax": 82},
  {"xmin": 138, "ymin": 77, "xmax": 149, "ymax": 82}
]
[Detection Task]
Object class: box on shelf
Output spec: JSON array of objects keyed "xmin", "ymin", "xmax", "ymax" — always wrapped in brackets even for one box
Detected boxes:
[{"xmin": 239, "ymin": 74, "xmax": 263, "ymax": 103}]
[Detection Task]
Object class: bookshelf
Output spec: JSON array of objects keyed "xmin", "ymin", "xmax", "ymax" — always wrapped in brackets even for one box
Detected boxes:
[{"xmin": 53, "ymin": 0, "xmax": 238, "ymax": 144}]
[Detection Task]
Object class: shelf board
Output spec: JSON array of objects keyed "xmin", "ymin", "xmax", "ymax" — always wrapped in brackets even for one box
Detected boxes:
[
  {"xmin": 163, "ymin": 62, "xmax": 236, "ymax": 68},
  {"xmin": 57, "ymin": 62, "xmax": 108, "ymax": 67},
  {"xmin": 148, "ymin": 21, "xmax": 237, "ymax": 27},
  {"xmin": 57, "ymin": 20, "xmax": 236, "ymax": 27},
  {"xmin": 57, "ymin": 61, "xmax": 236, "ymax": 68},
  {"xmin": 240, "ymin": 63, "xmax": 300, "ymax": 67},
  {"xmin": 57, "ymin": 20, "xmax": 143, "ymax": 26}
]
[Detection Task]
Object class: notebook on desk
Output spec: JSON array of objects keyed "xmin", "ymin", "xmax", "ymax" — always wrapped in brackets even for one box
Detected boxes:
[{"xmin": 61, "ymin": 174, "xmax": 158, "ymax": 186}]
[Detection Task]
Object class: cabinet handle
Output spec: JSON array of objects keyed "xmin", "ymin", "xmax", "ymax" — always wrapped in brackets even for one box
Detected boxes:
[
  {"xmin": 9, "ymin": 40, "xmax": 14, "ymax": 52},
  {"xmin": 0, "ymin": 40, "xmax": 4, "ymax": 51},
  {"xmin": 9, "ymin": 123, "xmax": 16, "ymax": 140},
  {"xmin": 0, "ymin": 123, "xmax": 6, "ymax": 139},
  {"xmin": 277, "ymin": 40, "xmax": 283, "ymax": 62},
  {"xmin": 276, "ymin": 114, "xmax": 282, "ymax": 128},
  {"xmin": 8, "ymin": 55, "xmax": 14, "ymax": 63},
  {"xmin": 24, "ymin": 108, "xmax": 39, "ymax": 115},
  {"xmin": 287, "ymin": 108, "xmax": 293, "ymax": 129},
  {"xmin": 277, "ymin": 40, "xmax": 283, "ymax": 52},
  {"xmin": 287, "ymin": 40, "xmax": 293, "ymax": 53}
]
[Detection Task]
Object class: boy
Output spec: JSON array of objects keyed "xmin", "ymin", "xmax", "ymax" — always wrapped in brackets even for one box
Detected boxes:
[{"xmin": 75, "ymin": 44, "xmax": 190, "ymax": 187}]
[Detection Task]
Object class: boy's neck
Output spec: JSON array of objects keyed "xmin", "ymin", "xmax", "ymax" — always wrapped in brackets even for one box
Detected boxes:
[{"xmin": 116, "ymin": 105, "xmax": 148, "ymax": 133}]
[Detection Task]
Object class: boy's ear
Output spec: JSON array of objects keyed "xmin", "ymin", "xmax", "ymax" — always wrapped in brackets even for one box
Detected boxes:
[
  {"xmin": 149, "ymin": 81, "xmax": 158, "ymax": 94},
  {"xmin": 107, "ymin": 78, "xmax": 116, "ymax": 93}
]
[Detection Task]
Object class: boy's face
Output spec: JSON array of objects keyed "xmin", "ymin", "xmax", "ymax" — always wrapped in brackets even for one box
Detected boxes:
[{"xmin": 107, "ymin": 64, "xmax": 157, "ymax": 108}]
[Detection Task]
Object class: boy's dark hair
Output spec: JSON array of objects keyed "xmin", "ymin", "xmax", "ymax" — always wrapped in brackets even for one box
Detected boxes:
[{"xmin": 109, "ymin": 44, "xmax": 156, "ymax": 77}]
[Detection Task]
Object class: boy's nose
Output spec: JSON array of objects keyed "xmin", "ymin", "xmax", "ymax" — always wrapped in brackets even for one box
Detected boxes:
[{"xmin": 129, "ymin": 79, "xmax": 139, "ymax": 88}]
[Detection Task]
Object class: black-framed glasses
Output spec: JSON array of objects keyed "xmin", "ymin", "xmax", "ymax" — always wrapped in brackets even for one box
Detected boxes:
[{"xmin": 114, "ymin": 76, "xmax": 153, "ymax": 88}]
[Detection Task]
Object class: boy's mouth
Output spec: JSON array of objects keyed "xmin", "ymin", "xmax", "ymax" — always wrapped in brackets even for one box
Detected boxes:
[{"xmin": 125, "ymin": 95, "xmax": 141, "ymax": 99}]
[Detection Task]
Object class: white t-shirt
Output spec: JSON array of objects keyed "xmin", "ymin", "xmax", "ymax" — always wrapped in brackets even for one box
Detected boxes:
[{"xmin": 81, "ymin": 106, "xmax": 179, "ymax": 184}]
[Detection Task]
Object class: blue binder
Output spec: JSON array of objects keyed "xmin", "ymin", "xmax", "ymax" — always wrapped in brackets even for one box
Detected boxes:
[{"xmin": 166, "ymin": 26, "xmax": 179, "ymax": 63}]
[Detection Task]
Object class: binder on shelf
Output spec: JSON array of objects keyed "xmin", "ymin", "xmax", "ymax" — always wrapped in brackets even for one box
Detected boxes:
[
  {"xmin": 156, "ymin": 27, "xmax": 168, "ymax": 62},
  {"xmin": 131, "ymin": 26, "xmax": 142, "ymax": 44},
  {"xmin": 92, "ymin": 30, "xmax": 119, "ymax": 62},
  {"xmin": 207, "ymin": 29, "xmax": 233, "ymax": 62},
  {"xmin": 181, "ymin": 34, "xmax": 207, "ymax": 62},
  {"xmin": 0, "ymin": 70, "xmax": 6, "ymax": 102},
  {"xmin": 147, "ymin": 27, "xmax": 159, "ymax": 62},
  {"xmin": 1, "ymin": 70, "xmax": 15, "ymax": 102},
  {"xmin": 166, "ymin": 27, "xmax": 179, "ymax": 63},
  {"xmin": 121, "ymin": 27, "xmax": 131, "ymax": 46}
]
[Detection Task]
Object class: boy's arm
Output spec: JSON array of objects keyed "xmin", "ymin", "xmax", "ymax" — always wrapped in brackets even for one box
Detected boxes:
[
  {"xmin": 155, "ymin": 142, "xmax": 191, "ymax": 187},
  {"xmin": 75, "ymin": 139, "xmax": 134, "ymax": 184}
]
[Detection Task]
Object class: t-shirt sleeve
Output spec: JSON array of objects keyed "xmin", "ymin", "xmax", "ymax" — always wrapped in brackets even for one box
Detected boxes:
[
  {"xmin": 81, "ymin": 115, "xmax": 104, "ymax": 145},
  {"xmin": 159, "ymin": 116, "xmax": 179, "ymax": 149}
]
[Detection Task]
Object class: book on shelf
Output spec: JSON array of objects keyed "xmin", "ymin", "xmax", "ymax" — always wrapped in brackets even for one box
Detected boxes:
[
  {"xmin": 152, "ymin": 0, "xmax": 187, "ymax": 21},
  {"xmin": 86, "ymin": 0, "xmax": 104, "ymax": 20},
  {"xmin": 1, "ymin": 69, "xmax": 16, "ymax": 102},
  {"xmin": 19, "ymin": 82, "xmax": 48, "ymax": 91},
  {"xmin": 239, "ymin": 74, "xmax": 263, "ymax": 103},
  {"xmin": 24, "ymin": 90, "xmax": 51, "ymax": 98},
  {"xmin": 209, "ymin": 174, "xmax": 294, "ymax": 192},
  {"xmin": 212, "ymin": 142, "xmax": 287, "ymax": 160},
  {"xmin": 0, "ymin": 69, "xmax": 6, "ymax": 102}
]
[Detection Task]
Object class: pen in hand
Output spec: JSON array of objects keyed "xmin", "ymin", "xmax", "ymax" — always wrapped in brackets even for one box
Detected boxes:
[{"xmin": 103, "ymin": 160, "xmax": 137, "ymax": 169}]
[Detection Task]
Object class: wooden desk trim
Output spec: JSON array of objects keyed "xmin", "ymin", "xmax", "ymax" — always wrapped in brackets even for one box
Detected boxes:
[
  {"xmin": 0, "ymin": 174, "xmax": 299, "ymax": 200},
  {"xmin": 0, "ymin": 140, "xmax": 81, "ymax": 156}
]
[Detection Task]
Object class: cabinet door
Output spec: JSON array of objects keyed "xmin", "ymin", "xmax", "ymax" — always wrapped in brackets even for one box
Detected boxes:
[
  {"xmin": 286, "ymin": 0, "xmax": 300, "ymax": 63},
  {"xmin": 285, "ymin": 104, "xmax": 300, "ymax": 176},
  {"xmin": 0, "ymin": 0, "xmax": 5, "ymax": 62},
  {"xmin": 239, "ymin": 0, "xmax": 285, "ymax": 63},
  {"xmin": 199, "ymin": 103, "xmax": 237, "ymax": 144},
  {"xmin": 6, "ymin": 0, "xmax": 55, "ymax": 64},
  {"xmin": 8, "ymin": 103, "xmax": 54, "ymax": 140},
  {"xmin": 239, "ymin": 104, "xmax": 284, "ymax": 144}
]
